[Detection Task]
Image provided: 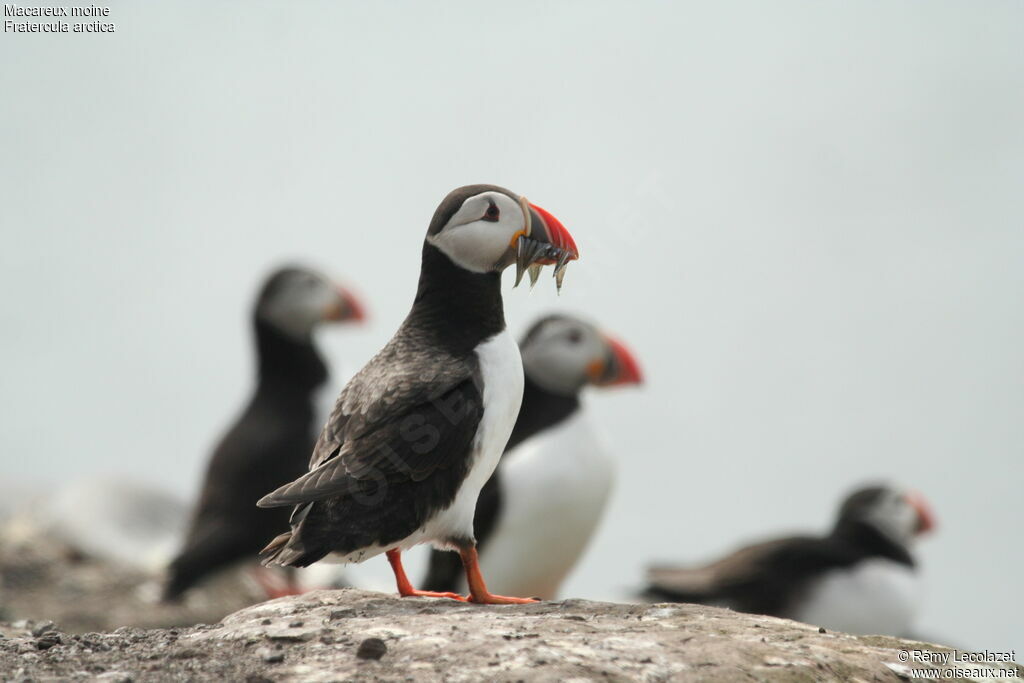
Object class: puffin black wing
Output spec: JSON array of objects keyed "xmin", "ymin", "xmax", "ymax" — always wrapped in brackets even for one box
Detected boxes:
[
  {"xmin": 257, "ymin": 333, "xmax": 486, "ymax": 566},
  {"xmin": 644, "ymin": 536, "xmax": 866, "ymax": 616}
]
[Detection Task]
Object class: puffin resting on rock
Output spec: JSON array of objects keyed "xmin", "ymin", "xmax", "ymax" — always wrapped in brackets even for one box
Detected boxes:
[
  {"xmin": 258, "ymin": 185, "xmax": 580, "ymax": 604},
  {"xmin": 643, "ymin": 484, "xmax": 936, "ymax": 635}
]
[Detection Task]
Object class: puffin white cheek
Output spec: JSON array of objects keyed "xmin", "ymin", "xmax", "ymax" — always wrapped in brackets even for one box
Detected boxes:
[
  {"xmin": 313, "ymin": 285, "xmax": 339, "ymax": 314},
  {"xmin": 524, "ymin": 345, "xmax": 591, "ymax": 393},
  {"xmin": 260, "ymin": 292, "xmax": 323, "ymax": 338},
  {"xmin": 429, "ymin": 222, "xmax": 513, "ymax": 273}
]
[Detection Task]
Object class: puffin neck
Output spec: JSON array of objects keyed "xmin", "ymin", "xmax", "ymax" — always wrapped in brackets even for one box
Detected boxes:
[
  {"xmin": 506, "ymin": 374, "xmax": 581, "ymax": 452},
  {"xmin": 253, "ymin": 318, "xmax": 328, "ymax": 391},
  {"xmin": 829, "ymin": 518, "xmax": 915, "ymax": 567},
  {"xmin": 405, "ymin": 242, "xmax": 507, "ymax": 352}
]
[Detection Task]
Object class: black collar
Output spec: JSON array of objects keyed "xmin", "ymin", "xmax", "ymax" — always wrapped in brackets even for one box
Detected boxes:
[
  {"xmin": 829, "ymin": 519, "xmax": 916, "ymax": 567},
  {"xmin": 403, "ymin": 242, "xmax": 507, "ymax": 354},
  {"xmin": 506, "ymin": 375, "xmax": 581, "ymax": 451},
  {"xmin": 254, "ymin": 319, "xmax": 328, "ymax": 394}
]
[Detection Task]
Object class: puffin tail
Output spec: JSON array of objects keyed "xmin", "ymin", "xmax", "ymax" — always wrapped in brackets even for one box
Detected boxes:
[
  {"xmin": 259, "ymin": 503, "xmax": 325, "ymax": 568},
  {"xmin": 259, "ymin": 531, "xmax": 302, "ymax": 567}
]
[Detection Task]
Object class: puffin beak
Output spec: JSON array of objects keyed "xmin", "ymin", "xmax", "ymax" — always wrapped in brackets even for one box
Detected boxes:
[
  {"xmin": 511, "ymin": 196, "xmax": 580, "ymax": 291},
  {"xmin": 323, "ymin": 284, "xmax": 367, "ymax": 323},
  {"xmin": 904, "ymin": 491, "xmax": 936, "ymax": 535},
  {"xmin": 588, "ymin": 334, "xmax": 643, "ymax": 387}
]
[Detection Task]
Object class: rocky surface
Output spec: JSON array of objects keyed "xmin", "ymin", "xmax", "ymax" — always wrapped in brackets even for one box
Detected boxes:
[
  {"xmin": 0, "ymin": 532, "xmax": 265, "ymax": 633},
  {"xmin": 3, "ymin": 588, "xmax": 1016, "ymax": 682}
]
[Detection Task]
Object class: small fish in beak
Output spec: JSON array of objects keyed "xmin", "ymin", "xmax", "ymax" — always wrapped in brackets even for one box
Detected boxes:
[{"xmin": 510, "ymin": 198, "xmax": 579, "ymax": 293}]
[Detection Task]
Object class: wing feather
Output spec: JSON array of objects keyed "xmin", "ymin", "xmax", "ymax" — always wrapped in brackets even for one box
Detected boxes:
[
  {"xmin": 258, "ymin": 369, "xmax": 483, "ymax": 508},
  {"xmin": 645, "ymin": 537, "xmax": 814, "ymax": 599}
]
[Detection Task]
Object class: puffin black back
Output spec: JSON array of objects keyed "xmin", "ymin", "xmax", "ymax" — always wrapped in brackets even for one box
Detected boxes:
[{"xmin": 253, "ymin": 239, "xmax": 505, "ymax": 564}]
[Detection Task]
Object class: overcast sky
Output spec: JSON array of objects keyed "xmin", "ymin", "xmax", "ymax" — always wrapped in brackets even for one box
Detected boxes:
[{"xmin": 2, "ymin": 0, "xmax": 1022, "ymax": 652}]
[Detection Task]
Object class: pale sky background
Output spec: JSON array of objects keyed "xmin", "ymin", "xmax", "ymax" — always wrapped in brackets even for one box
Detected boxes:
[{"xmin": 2, "ymin": 0, "xmax": 1022, "ymax": 653}]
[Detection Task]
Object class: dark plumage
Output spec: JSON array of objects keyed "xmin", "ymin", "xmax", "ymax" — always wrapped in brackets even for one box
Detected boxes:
[
  {"xmin": 162, "ymin": 266, "xmax": 363, "ymax": 601},
  {"xmin": 257, "ymin": 247, "xmax": 499, "ymax": 565}
]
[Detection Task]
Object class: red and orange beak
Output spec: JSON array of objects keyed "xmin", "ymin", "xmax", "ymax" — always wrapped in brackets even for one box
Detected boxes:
[
  {"xmin": 904, "ymin": 491, "xmax": 936, "ymax": 535},
  {"xmin": 512, "ymin": 198, "xmax": 580, "ymax": 291},
  {"xmin": 528, "ymin": 203, "xmax": 579, "ymax": 264},
  {"xmin": 323, "ymin": 284, "xmax": 367, "ymax": 324},
  {"xmin": 588, "ymin": 333, "xmax": 644, "ymax": 387}
]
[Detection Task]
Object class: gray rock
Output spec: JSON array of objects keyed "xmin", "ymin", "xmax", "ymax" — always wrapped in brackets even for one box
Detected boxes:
[
  {"xmin": 2, "ymin": 589, "xmax": 1018, "ymax": 682},
  {"xmin": 355, "ymin": 637, "xmax": 387, "ymax": 660},
  {"xmin": 34, "ymin": 634, "xmax": 60, "ymax": 650},
  {"xmin": 30, "ymin": 621, "xmax": 56, "ymax": 637},
  {"xmin": 257, "ymin": 646, "xmax": 284, "ymax": 663},
  {"xmin": 0, "ymin": 530, "xmax": 267, "ymax": 634},
  {"xmin": 94, "ymin": 672, "xmax": 133, "ymax": 683}
]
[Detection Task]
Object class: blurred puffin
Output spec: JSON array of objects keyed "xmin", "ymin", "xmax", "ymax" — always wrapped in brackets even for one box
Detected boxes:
[
  {"xmin": 422, "ymin": 314, "xmax": 642, "ymax": 599},
  {"xmin": 258, "ymin": 184, "xmax": 579, "ymax": 604},
  {"xmin": 162, "ymin": 265, "xmax": 365, "ymax": 601},
  {"xmin": 643, "ymin": 484, "xmax": 936, "ymax": 635}
]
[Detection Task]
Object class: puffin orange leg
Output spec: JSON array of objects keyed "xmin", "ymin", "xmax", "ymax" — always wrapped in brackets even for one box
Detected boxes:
[
  {"xmin": 459, "ymin": 546, "xmax": 539, "ymax": 605},
  {"xmin": 386, "ymin": 549, "xmax": 467, "ymax": 601}
]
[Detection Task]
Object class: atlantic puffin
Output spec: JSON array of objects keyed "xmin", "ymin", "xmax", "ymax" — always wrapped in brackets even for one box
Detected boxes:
[
  {"xmin": 162, "ymin": 265, "xmax": 365, "ymax": 601},
  {"xmin": 421, "ymin": 313, "xmax": 642, "ymax": 599},
  {"xmin": 643, "ymin": 484, "xmax": 936, "ymax": 635},
  {"xmin": 257, "ymin": 185, "xmax": 579, "ymax": 604}
]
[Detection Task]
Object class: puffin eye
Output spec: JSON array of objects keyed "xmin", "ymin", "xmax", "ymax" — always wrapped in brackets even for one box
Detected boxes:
[
  {"xmin": 567, "ymin": 329, "xmax": 583, "ymax": 344},
  {"xmin": 481, "ymin": 200, "xmax": 500, "ymax": 222}
]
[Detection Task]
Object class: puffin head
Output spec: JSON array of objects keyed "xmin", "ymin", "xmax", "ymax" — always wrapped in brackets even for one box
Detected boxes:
[
  {"xmin": 255, "ymin": 265, "xmax": 366, "ymax": 340},
  {"xmin": 836, "ymin": 484, "xmax": 936, "ymax": 546},
  {"xmin": 519, "ymin": 314, "xmax": 643, "ymax": 395},
  {"xmin": 426, "ymin": 184, "xmax": 579, "ymax": 290}
]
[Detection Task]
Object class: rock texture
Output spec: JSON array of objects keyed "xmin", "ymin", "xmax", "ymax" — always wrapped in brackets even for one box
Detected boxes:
[
  {"xmin": 3, "ymin": 588, "xmax": 1016, "ymax": 682},
  {"xmin": 0, "ymin": 531, "xmax": 265, "ymax": 633}
]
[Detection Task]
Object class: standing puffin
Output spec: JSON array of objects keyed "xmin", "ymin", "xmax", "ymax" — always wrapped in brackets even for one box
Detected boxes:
[
  {"xmin": 643, "ymin": 484, "xmax": 936, "ymax": 635},
  {"xmin": 422, "ymin": 313, "xmax": 642, "ymax": 599},
  {"xmin": 258, "ymin": 185, "xmax": 580, "ymax": 604},
  {"xmin": 162, "ymin": 266, "xmax": 365, "ymax": 601}
]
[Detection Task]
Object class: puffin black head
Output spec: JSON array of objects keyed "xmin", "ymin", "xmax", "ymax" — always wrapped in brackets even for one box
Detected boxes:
[
  {"xmin": 835, "ymin": 484, "xmax": 937, "ymax": 546},
  {"xmin": 255, "ymin": 265, "xmax": 366, "ymax": 340},
  {"xmin": 426, "ymin": 184, "xmax": 580, "ymax": 291},
  {"xmin": 519, "ymin": 314, "xmax": 643, "ymax": 395}
]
